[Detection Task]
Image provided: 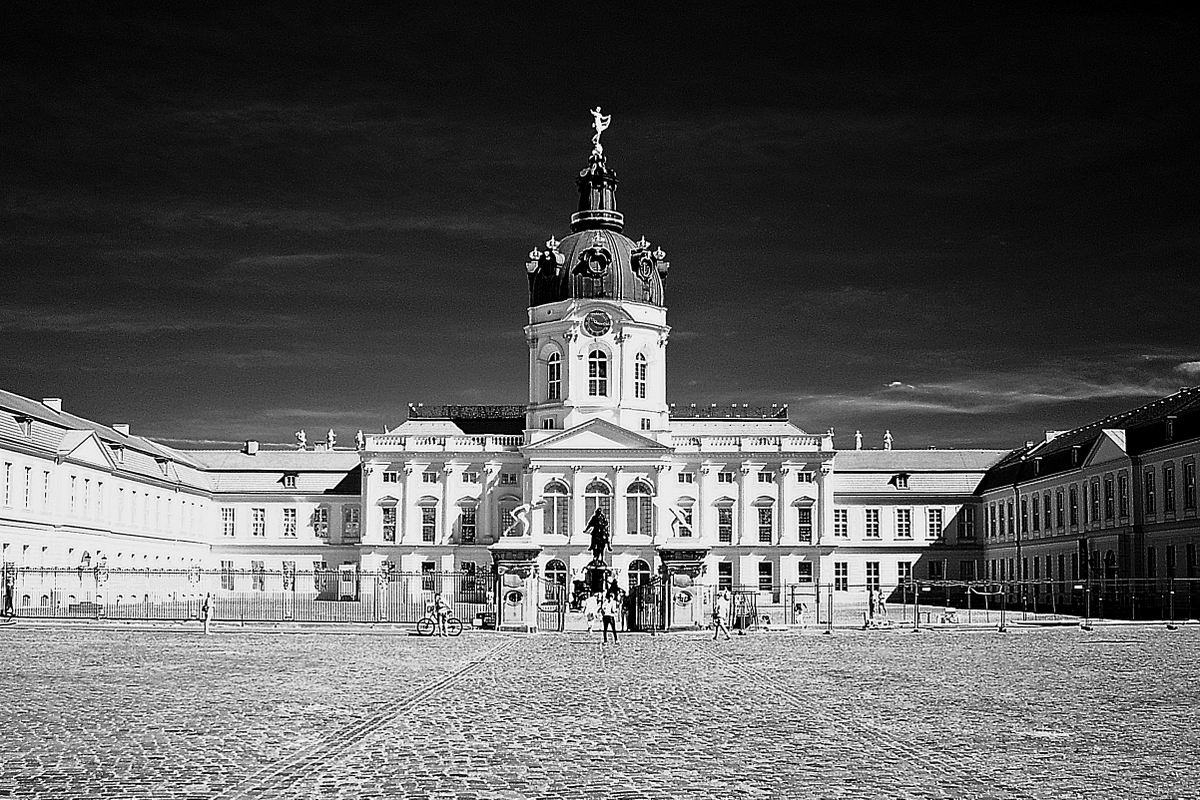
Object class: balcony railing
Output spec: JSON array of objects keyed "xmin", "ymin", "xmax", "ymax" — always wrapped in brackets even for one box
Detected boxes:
[
  {"xmin": 669, "ymin": 434, "xmax": 830, "ymax": 452},
  {"xmin": 367, "ymin": 435, "xmax": 524, "ymax": 452}
]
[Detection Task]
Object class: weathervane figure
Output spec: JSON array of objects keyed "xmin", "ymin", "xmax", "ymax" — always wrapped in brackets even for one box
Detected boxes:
[{"xmin": 590, "ymin": 106, "xmax": 611, "ymax": 156}]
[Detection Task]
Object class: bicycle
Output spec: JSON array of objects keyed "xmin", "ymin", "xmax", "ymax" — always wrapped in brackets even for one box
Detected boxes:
[{"xmin": 416, "ymin": 614, "xmax": 463, "ymax": 636}]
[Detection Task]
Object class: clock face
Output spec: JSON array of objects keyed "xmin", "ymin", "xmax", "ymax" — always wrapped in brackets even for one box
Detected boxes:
[{"xmin": 583, "ymin": 310, "xmax": 612, "ymax": 337}]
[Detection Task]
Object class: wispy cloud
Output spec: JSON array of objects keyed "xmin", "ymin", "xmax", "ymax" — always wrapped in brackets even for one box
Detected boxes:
[
  {"xmin": 0, "ymin": 304, "xmax": 305, "ymax": 334},
  {"xmin": 1176, "ymin": 361, "xmax": 1200, "ymax": 377}
]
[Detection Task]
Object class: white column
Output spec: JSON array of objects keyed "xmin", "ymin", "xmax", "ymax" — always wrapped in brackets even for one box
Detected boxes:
[
  {"xmin": 612, "ymin": 466, "xmax": 625, "ymax": 545},
  {"xmin": 440, "ymin": 463, "xmax": 453, "ymax": 544},
  {"xmin": 737, "ymin": 463, "xmax": 751, "ymax": 545},
  {"xmin": 570, "ymin": 465, "xmax": 584, "ymax": 543},
  {"xmin": 401, "ymin": 465, "xmax": 413, "ymax": 543},
  {"xmin": 698, "ymin": 464, "xmax": 710, "ymax": 542}
]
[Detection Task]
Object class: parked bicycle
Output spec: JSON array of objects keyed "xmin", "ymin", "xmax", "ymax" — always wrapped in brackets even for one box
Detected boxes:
[{"xmin": 416, "ymin": 614, "xmax": 463, "ymax": 636}]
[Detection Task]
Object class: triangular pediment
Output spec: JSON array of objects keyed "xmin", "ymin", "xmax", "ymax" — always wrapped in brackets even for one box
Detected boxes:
[
  {"xmin": 57, "ymin": 430, "xmax": 116, "ymax": 469},
  {"xmin": 1084, "ymin": 429, "xmax": 1128, "ymax": 468},
  {"xmin": 525, "ymin": 419, "xmax": 670, "ymax": 452}
]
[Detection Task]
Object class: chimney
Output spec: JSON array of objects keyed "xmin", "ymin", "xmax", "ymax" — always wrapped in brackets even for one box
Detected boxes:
[
  {"xmin": 1044, "ymin": 430, "xmax": 1065, "ymax": 443},
  {"xmin": 42, "ymin": 398, "xmax": 62, "ymax": 413},
  {"xmin": 244, "ymin": 440, "xmax": 259, "ymax": 456},
  {"xmin": 1025, "ymin": 441, "xmax": 1034, "ymax": 448},
  {"xmin": 112, "ymin": 424, "xmax": 130, "ymax": 436}
]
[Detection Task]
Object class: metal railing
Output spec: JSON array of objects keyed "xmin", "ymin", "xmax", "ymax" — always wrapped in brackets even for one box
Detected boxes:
[{"xmin": 0, "ymin": 567, "xmax": 493, "ymax": 626}]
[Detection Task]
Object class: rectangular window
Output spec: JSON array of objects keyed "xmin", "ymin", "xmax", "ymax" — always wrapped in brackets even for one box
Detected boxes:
[
  {"xmin": 797, "ymin": 508, "xmax": 813, "ymax": 543},
  {"xmin": 758, "ymin": 562, "xmax": 773, "ymax": 591},
  {"xmin": 833, "ymin": 509, "xmax": 848, "ymax": 538},
  {"xmin": 834, "ymin": 562, "xmax": 848, "ymax": 591},
  {"xmin": 382, "ymin": 507, "xmax": 396, "ymax": 542},
  {"xmin": 422, "ymin": 472, "xmax": 438, "ymax": 484},
  {"xmin": 717, "ymin": 507, "xmax": 733, "ymax": 543},
  {"xmin": 864, "ymin": 508, "xmax": 880, "ymax": 539},
  {"xmin": 1166, "ymin": 545, "xmax": 1177, "ymax": 578},
  {"xmin": 251, "ymin": 508, "xmax": 266, "ymax": 537},
  {"xmin": 962, "ymin": 506, "xmax": 975, "ymax": 538},
  {"xmin": 1105, "ymin": 476, "xmax": 1115, "ymax": 519},
  {"xmin": 1082, "ymin": 484, "xmax": 1089, "ymax": 525},
  {"xmin": 634, "ymin": 358, "xmax": 647, "ymax": 399},
  {"xmin": 251, "ymin": 561, "xmax": 266, "ymax": 592},
  {"xmin": 221, "ymin": 507, "xmax": 236, "ymax": 537},
  {"xmin": 959, "ymin": 561, "xmax": 976, "ymax": 581},
  {"xmin": 1033, "ymin": 557, "xmax": 1040, "ymax": 580},
  {"xmin": 1185, "ymin": 463, "xmax": 1197, "ymax": 510},
  {"xmin": 23, "ymin": 467, "xmax": 31, "ymax": 509},
  {"xmin": 895, "ymin": 508, "xmax": 912, "ymax": 538},
  {"xmin": 897, "ymin": 561, "xmax": 913, "ymax": 585},
  {"xmin": 1146, "ymin": 546, "xmax": 1157, "ymax": 579},
  {"xmin": 421, "ymin": 561, "xmax": 436, "ymax": 591},
  {"xmin": 718, "ymin": 471, "xmax": 734, "ymax": 484},
  {"xmin": 758, "ymin": 471, "xmax": 774, "ymax": 483},
  {"xmin": 282, "ymin": 508, "xmax": 297, "ymax": 538},
  {"xmin": 1044, "ymin": 492, "xmax": 1053, "ymax": 530},
  {"xmin": 865, "ymin": 562, "xmax": 880, "ymax": 591},
  {"xmin": 382, "ymin": 471, "xmax": 400, "ymax": 483},
  {"xmin": 1118, "ymin": 473, "xmax": 1130, "ymax": 517},
  {"xmin": 343, "ymin": 507, "xmax": 360, "ymax": 540},
  {"xmin": 313, "ymin": 508, "xmax": 329, "ymax": 538},
  {"xmin": 927, "ymin": 507, "xmax": 944, "ymax": 539},
  {"xmin": 797, "ymin": 562, "xmax": 814, "ymax": 583},
  {"xmin": 1144, "ymin": 469, "xmax": 1156, "ymax": 515},
  {"xmin": 757, "ymin": 507, "xmax": 772, "ymax": 543},
  {"xmin": 220, "ymin": 560, "xmax": 235, "ymax": 591},
  {"xmin": 1055, "ymin": 491, "xmax": 1065, "ymax": 528},
  {"xmin": 462, "ymin": 471, "xmax": 479, "ymax": 484},
  {"xmin": 1069, "ymin": 486, "xmax": 1079, "ymax": 526},
  {"xmin": 1032, "ymin": 495, "xmax": 1041, "ymax": 531},
  {"xmin": 3, "ymin": 462, "xmax": 10, "ymax": 507},
  {"xmin": 797, "ymin": 471, "xmax": 816, "ymax": 484},
  {"xmin": 717, "ymin": 562, "xmax": 733, "ymax": 592},
  {"xmin": 460, "ymin": 507, "xmax": 477, "ymax": 543},
  {"xmin": 43, "ymin": 470, "xmax": 49, "ymax": 510},
  {"xmin": 929, "ymin": 560, "xmax": 945, "ymax": 581},
  {"xmin": 1021, "ymin": 497, "xmax": 1029, "ymax": 533},
  {"xmin": 1164, "ymin": 466, "xmax": 1176, "ymax": 513},
  {"xmin": 422, "ymin": 507, "xmax": 437, "ymax": 543},
  {"xmin": 70, "ymin": 475, "xmax": 76, "ymax": 514},
  {"xmin": 678, "ymin": 471, "xmax": 695, "ymax": 484},
  {"xmin": 1091, "ymin": 479, "xmax": 1101, "ymax": 523},
  {"xmin": 499, "ymin": 473, "xmax": 518, "ymax": 486},
  {"xmin": 542, "ymin": 417, "xmax": 557, "ymax": 430},
  {"xmin": 1006, "ymin": 501, "xmax": 1014, "ymax": 536},
  {"xmin": 1187, "ymin": 543, "xmax": 1197, "ymax": 577},
  {"xmin": 640, "ymin": 418, "xmax": 651, "ymax": 431}
]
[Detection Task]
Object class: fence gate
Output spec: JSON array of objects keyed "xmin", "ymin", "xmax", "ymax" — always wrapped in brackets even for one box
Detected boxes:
[
  {"xmin": 629, "ymin": 576, "xmax": 666, "ymax": 632},
  {"xmin": 731, "ymin": 587, "xmax": 759, "ymax": 631},
  {"xmin": 537, "ymin": 580, "xmax": 566, "ymax": 632}
]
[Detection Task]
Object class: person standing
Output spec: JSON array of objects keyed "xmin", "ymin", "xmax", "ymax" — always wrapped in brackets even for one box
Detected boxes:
[
  {"xmin": 202, "ymin": 593, "xmax": 213, "ymax": 635},
  {"xmin": 432, "ymin": 593, "xmax": 452, "ymax": 636},
  {"xmin": 583, "ymin": 591, "xmax": 601, "ymax": 633},
  {"xmin": 712, "ymin": 590, "xmax": 732, "ymax": 641},
  {"xmin": 601, "ymin": 593, "xmax": 619, "ymax": 644}
]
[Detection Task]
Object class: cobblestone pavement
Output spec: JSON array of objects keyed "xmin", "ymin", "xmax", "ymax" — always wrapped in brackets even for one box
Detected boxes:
[{"xmin": 1, "ymin": 624, "xmax": 1198, "ymax": 799}]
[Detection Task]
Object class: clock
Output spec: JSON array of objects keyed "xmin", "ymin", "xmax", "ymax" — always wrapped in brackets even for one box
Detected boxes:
[{"xmin": 583, "ymin": 310, "xmax": 612, "ymax": 337}]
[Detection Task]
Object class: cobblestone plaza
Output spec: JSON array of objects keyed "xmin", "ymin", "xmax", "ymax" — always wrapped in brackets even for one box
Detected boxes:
[{"xmin": 1, "ymin": 625, "xmax": 1196, "ymax": 799}]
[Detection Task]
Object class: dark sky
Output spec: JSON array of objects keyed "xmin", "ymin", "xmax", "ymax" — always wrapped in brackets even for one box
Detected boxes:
[{"xmin": 2, "ymin": 5, "xmax": 1197, "ymax": 450}]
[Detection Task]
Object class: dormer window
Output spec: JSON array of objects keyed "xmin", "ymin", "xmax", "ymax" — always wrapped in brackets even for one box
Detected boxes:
[
  {"xmin": 893, "ymin": 473, "xmax": 910, "ymax": 490},
  {"xmin": 156, "ymin": 458, "xmax": 170, "ymax": 476},
  {"xmin": 16, "ymin": 416, "xmax": 32, "ymax": 437},
  {"xmin": 111, "ymin": 445, "xmax": 125, "ymax": 464},
  {"xmin": 282, "ymin": 473, "xmax": 298, "ymax": 489}
]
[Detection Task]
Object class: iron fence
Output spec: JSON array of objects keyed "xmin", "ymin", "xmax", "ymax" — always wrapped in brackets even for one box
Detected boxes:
[{"xmin": 0, "ymin": 567, "xmax": 493, "ymax": 626}]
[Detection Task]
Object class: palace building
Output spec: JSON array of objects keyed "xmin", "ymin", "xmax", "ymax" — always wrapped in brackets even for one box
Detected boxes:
[{"xmin": 2, "ymin": 120, "xmax": 1197, "ymax": 626}]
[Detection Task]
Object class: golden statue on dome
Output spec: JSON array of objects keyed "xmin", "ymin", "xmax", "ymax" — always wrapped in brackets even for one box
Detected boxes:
[{"xmin": 590, "ymin": 106, "xmax": 611, "ymax": 156}]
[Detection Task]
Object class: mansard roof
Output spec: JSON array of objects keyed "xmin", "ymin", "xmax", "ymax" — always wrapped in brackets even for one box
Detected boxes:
[
  {"xmin": 834, "ymin": 450, "xmax": 1007, "ymax": 472},
  {"xmin": 400, "ymin": 404, "xmax": 525, "ymax": 436},
  {"xmin": 977, "ymin": 385, "xmax": 1200, "ymax": 492}
]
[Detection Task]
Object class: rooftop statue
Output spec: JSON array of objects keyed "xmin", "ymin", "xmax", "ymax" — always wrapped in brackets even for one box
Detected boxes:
[
  {"xmin": 295, "ymin": 429, "xmax": 307, "ymax": 449},
  {"xmin": 590, "ymin": 106, "xmax": 611, "ymax": 156}
]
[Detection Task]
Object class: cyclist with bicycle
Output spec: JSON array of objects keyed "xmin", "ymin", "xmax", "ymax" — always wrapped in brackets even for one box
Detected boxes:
[{"xmin": 431, "ymin": 593, "xmax": 452, "ymax": 636}]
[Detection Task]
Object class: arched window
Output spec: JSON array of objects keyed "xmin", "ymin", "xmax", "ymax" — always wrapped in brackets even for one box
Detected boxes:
[
  {"xmin": 584, "ymin": 479, "xmax": 612, "ymax": 522},
  {"xmin": 626, "ymin": 481, "xmax": 653, "ymax": 536},
  {"xmin": 634, "ymin": 353, "xmax": 647, "ymax": 399},
  {"xmin": 588, "ymin": 350, "xmax": 608, "ymax": 396},
  {"xmin": 547, "ymin": 352, "xmax": 562, "ymax": 400},
  {"xmin": 542, "ymin": 481, "xmax": 570, "ymax": 536},
  {"xmin": 545, "ymin": 559, "xmax": 567, "ymax": 600},
  {"xmin": 628, "ymin": 558, "xmax": 651, "ymax": 590}
]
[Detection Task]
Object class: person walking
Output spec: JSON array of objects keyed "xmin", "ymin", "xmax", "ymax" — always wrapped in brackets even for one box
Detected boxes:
[
  {"xmin": 712, "ymin": 590, "xmax": 732, "ymax": 641},
  {"xmin": 201, "ymin": 593, "xmax": 213, "ymax": 635},
  {"xmin": 583, "ymin": 591, "xmax": 601, "ymax": 633},
  {"xmin": 601, "ymin": 593, "xmax": 619, "ymax": 644}
]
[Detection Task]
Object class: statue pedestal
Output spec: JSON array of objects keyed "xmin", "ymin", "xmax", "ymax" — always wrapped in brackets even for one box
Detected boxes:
[
  {"xmin": 583, "ymin": 558, "xmax": 613, "ymax": 596},
  {"xmin": 657, "ymin": 543, "xmax": 710, "ymax": 630},
  {"xmin": 489, "ymin": 538, "xmax": 542, "ymax": 633}
]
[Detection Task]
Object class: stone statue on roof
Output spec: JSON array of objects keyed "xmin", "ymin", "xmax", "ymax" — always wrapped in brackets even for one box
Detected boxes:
[
  {"xmin": 295, "ymin": 430, "xmax": 307, "ymax": 450},
  {"xmin": 855, "ymin": 430, "xmax": 863, "ymax": 450},
  {"xmin": 590, "ymin": 106, "xmax": 611, "ymax": 156},
  {"xmin": 355, "ymin": 429, "xmax": 365, "ymax": 450},
  {"xmin": 884, "ymin": 430, "xmax": 893, "ymax": 451},
  {"xmin": 326, "ymin": 428, "xmax": 336, "ymax": 449}
]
